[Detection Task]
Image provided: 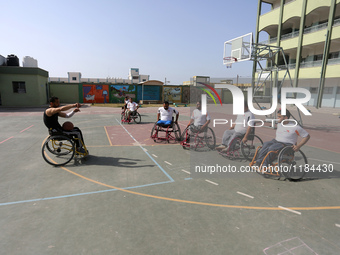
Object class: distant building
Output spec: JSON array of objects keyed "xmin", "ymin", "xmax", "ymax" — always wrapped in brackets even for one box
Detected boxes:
[
  {"xmin": 0, "ymin": 66, "xmax": 49, "ymax": 106},
  {"xmin": 49, "ymin": 68, "xmax": 150, "ymax": 84}
]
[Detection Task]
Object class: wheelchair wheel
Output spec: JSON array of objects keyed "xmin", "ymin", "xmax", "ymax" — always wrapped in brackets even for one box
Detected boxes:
[
  {"xmin": 172, "ymin": 123, "xmax": 181, "ymax": 141},
  {"xmin": 204, "ymin": 127, "xmax": 216, "ymax": 149},
  {"xmin": 42, "ymin": 136, "xmax": 75, "ymax": 166},
  {"xmin": 241, "ymin": 135, "xmax": 263, "ymax": 161},
  {"xmin": 181, "ymin": 127, "xmax": 190, "ymax": 150},
  {"xmin": 278, "ymin": 146, "xmax": 307, "ymax": 180},
  {"xmin": 132, "ymin": 112, "xmax": 141, "ymax": 124},
  {"xmin": 150, "ymin": 124, "xmax": 159, "ymax": 142},
  {"xmin": 232, "ymin": 138, "xmax": 242, "ymax": 157}
]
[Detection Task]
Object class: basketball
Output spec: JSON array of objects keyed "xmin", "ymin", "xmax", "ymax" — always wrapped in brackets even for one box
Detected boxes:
[{"xmin": 62, "ymin": 121, "xmax": 74, "ymax": 131}]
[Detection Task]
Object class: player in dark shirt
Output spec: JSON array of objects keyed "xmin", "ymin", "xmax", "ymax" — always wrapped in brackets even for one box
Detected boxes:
[{"xmin": 43, "ymin": 96, "xmax": 86, "ymax": 153}]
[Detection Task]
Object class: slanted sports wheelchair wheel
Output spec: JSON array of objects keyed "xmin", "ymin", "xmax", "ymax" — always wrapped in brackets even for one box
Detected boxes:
[
  {"xmin": 241, "ymin": 135, "xmax": 263, "ymax": 161},
  {"xmin": 229, "ymin": 138, "xmax": 242, "ymax": 160},
  {"xmin": 150, "ymin": 124, "xmax": 159, "ymax": 142},
  {"xmin": 204, "ymin": 127, "xmax": 216, "ymax": 149},
  {"xmin": 278, "ymin": 146, "xmax": 307, "ymax": 180},
  {"xmin": 181, "ymin": 127, "xmax": 190, "ymax": 150},
  {"xmin": 132, "ymin": 112, "xmax": 141, "ymax": 124},
  {"xmin": 172, "ymin": 123, "xmax": 181, "ymax": 141},
  {"xmin": 42, "ymin": 135, "xmax": 75, "ymax": 166}
]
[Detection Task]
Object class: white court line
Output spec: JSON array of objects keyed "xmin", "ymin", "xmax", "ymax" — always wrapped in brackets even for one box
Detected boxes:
[
  {"xmin": 164, "ymin": 161, "xmax": 172, "ymax": 165},
  {"xmin": 205, "ymin": 180, "xmax": 218, "ymax": 186},
  {"xmin": 115, "ymin": 119, "xmax": 174, "ymax": 182},
  {"xmin": 278, "ymin": 206, "xmax": 301, "ymax": 215},
  {"xmin": 181, "ymin": 170, "xmax": 190, "ymax": 174},
  {"xmin": 308, "ymin": 158, "xmax": 340, "ymax": 165},
  {"xmin": 335, "ymin": 224, "xmax": 340, "ymax": 228},
  {"xmin": 152, "ymin": 154, "xmax": 158, "ymax": 158},
  {"xmin": 237, "ymin": 191, "xmax": 254, "ymax": 199}
]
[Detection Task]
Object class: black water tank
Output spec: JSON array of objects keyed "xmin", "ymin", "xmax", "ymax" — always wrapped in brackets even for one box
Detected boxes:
[{"xmin": 7, "ymin": 54, "xmax": 19, "ymax": 66}]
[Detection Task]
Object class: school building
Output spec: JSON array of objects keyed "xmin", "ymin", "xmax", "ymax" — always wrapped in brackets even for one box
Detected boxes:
[{"xmin": 256, "ymin": 0, "xmax": 340, "ymax": 107}]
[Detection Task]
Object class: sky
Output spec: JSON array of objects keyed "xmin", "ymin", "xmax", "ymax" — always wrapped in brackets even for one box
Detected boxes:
[{"xmin": 1, "ymin": 0, "xmax": 266, "ymax": 84}]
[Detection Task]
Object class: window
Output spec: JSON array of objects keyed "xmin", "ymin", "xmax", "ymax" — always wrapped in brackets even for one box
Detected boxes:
[
  {"xmin": 142, "ymin": 79, "xmax": 146, "ymax": 82},
  {"xmin": 329, "ymin": 52, "xmax": 339, "ymax": 59},
  {"xmin": 313, "ymin": 54, "xmax": 323, "ymax": 61},
  {"xmin": 72, "ymin": 77, "xmax": 77, "ymax": 81},
  {"xmin": 310, "ymin": 87, "xmax": 318, "ymax": 93},
  {"xmin": 12, "ymin": 81, "xmax": 26, "ymax": 93},
  {"xmin": 323, "ymin": 87, "xmax": 333, "ymax": 94}
]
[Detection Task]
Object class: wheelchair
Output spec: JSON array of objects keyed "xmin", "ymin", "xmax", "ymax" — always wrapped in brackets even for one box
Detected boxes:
[
  {"xmin": 42, "ymin": 129, "xmax": 89, "ymax": 166},
  {"xmin": 150, "ymin": 118, "xmax": 181, "ymax": 143},
  {"xmin": 180, "ymin": 124, "xmax": 216, "ymax": 151},
  {"xmin": 121, "ymin": 110, "xmax": 141, "ymax": 124},
  {"xmin": 218, "ymin": 127, "xmax": 263, "ymax": 161},
  {"xmin": 249, "ymin": 144, "xmax": 308, "ymax": 181}
]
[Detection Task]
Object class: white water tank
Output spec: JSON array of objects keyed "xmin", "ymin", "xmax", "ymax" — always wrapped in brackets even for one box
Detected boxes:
[
  {"xmin": 23, "ymin": 56, "xmax": 38, "ymax": 67},
  {"xmin": 0, "ymin": 55, "xmax": 7, "ymax": 66}
]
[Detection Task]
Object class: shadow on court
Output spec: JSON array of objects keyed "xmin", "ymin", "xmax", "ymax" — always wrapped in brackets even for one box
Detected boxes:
[{"xmin": 73, "ymin": 155, "xmax": 155, "ymax": 168}]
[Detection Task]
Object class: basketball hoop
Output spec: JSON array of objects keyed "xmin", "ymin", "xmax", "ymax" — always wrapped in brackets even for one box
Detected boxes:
[{"xmin": 223, "ymin": 57, "xmax": 237, "ymax": 68}]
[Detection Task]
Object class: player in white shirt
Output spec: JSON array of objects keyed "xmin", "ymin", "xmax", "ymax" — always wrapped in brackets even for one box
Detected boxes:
[
  {"xmin": 216, "ymin": 101, "xmax": 255, "ymax": 152},
  {"xmin": 121, "ymin": 96, "xmax": 129, "ymax": 114},
  {"xmin": 186, "ymin": 101, "xmax": 210, "ymax": 132},
  {"xmin": 157, "ymin": 101, "xmax": 179, "ymax": 126},
  {"xmin": 125, "ymin": 98, "xmax": 139, "ymax": 120},
  {"xmin": 255, "ymin": 109, "xmax": 310, "ymax": 167},
  {"xmin": 124, "ymin": 96, "xmax": 129, "ymax": 107}
]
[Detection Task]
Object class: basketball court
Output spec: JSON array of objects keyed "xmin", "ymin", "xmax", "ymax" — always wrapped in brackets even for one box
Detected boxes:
[{"xmin": 0, "ymin": 103, "xmax": 340, "ymax": 254}]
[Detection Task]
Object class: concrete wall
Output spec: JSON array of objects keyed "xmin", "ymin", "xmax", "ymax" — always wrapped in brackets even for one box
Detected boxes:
[{"xmin": 49, "ymin": 83, "xmax": 79, "ymax": 103}]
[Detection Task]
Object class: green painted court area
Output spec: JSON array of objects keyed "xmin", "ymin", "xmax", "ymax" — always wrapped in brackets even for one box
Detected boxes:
[{"xmin": 0, "ymin": 105, "xmax": 340, "ymax": 255}]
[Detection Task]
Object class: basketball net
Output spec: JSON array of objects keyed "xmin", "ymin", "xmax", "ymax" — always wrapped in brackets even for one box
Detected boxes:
[{"xmin": 223, "ymin": 57, "xmax": 237, "ymax": 68}]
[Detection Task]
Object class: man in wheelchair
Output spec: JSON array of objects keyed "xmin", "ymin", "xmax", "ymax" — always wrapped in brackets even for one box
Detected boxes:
[
  {"xmin": 186, "ymin": 100, "xmax": 210, "ymax": 133},
  {"xmin": 216, "ymin": 101, "xmax": 254, "ymax": 153},
  {"xmin": 156, "ymin": 101, "xmax": 179, "ymax": 126},
  {"xmin": 125, "ymin": 97, "xmax": 139, "ymax": 121},
  {"xmin": 255, "ymin": 109, "xmax": 310, "ymax": 168},
  {"xmin": 43, "ymin": 96, "xmax": 86, "ymax": 154}
]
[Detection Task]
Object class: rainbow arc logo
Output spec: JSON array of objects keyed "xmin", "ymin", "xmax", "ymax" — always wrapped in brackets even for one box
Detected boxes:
[{"xmin": 197, "ymin": 82, "xmax": 223, "ymax": 106}]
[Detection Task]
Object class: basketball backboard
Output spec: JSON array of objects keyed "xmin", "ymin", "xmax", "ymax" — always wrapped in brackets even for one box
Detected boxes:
[{"xmin": 223, "ymin": 33, "xmax": 253, "ymax": 65}]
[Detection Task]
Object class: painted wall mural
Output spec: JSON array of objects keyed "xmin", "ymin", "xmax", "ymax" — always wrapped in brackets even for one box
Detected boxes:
[
  {"xmin": 163, "ymin": 86, "xmax": 182, "ymax": 103},
  {"xmin": 83, "ymin": 84, "xmax": 109, "ymax": 103},
  {"xmin": 110, "ymin": 85, "xmax": 136, "ymax": 103}
]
